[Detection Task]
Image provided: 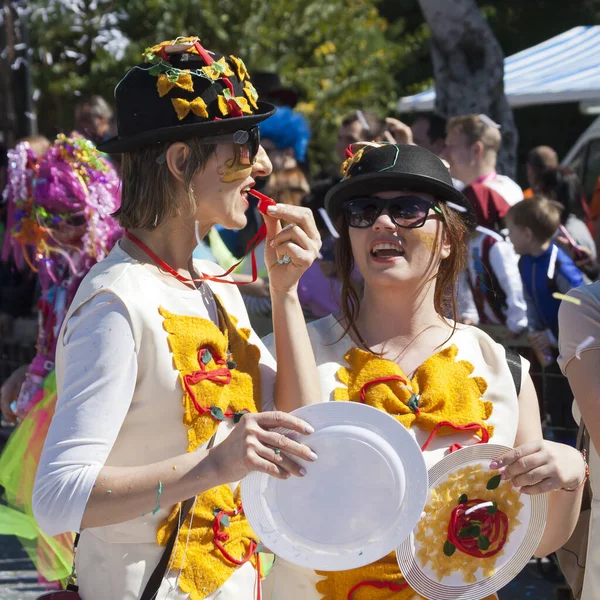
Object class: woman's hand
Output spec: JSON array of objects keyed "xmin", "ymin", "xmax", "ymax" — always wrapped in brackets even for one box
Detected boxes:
[
  {"xmin": 490, "ymin": 440, "xmax": 586, "ymax": 495},
  {"xmin": 528, "ymin": 330, "xmax": 553, "ymax": 352},
  {"xmin": 207, "ymin": 411, "xmax": 317, "ymax": 483},
  {"xmin": 263, "ymin": 204, "xmax": 322, "ymax": 294},
  {"xmin": 0, "ymin": 365, "xmax": 28, "ymax": 424}
]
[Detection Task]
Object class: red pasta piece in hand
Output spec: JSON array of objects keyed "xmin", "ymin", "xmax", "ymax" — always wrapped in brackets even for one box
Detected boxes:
[{"xmin": 250, "ymin": 189, "xmax": 277, "ymax": 215}]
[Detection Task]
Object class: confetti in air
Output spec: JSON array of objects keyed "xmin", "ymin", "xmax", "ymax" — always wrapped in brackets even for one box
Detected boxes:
[
  {"xmin": 475, "ymin": 226, "xmax": 504, "ymax": 242},
  {"xmin": 547, "ymin": 245, "xmax": 558, "ymax": 279},
  {"xmin": 552, "ymin": 292, "xmax": 581, "ymax": 305},
  {"xmin": 447, "ymin": 201, "xmax": 467, "ymax": 213},
  {"xmin": 576, "ymin": 336, "xmax": 595, "ymax": 360}
]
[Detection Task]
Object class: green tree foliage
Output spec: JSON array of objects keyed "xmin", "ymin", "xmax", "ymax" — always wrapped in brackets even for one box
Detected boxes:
[{"xmin": 26, "ymin": 0, "xmax": 410, "ymax": 168}]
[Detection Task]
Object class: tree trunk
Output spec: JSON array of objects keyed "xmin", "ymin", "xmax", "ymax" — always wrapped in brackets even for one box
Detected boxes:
[{"xmin": 418, "ymin": 0, "xmax": 517, "ymax": 178}]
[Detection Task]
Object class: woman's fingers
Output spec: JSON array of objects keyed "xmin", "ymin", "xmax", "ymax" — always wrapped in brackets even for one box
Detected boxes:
[
  {"xmin": 510, "ymin": 465, "xmax": 552, "ymax": 489},
  {"xmin": 490, "ymin": 441, "xmax": 542, "ymax": 472},
  {"xmin": 252, "ymin": 410, "xmax": 315, "ymax": 435},
  {"xmin": 519, "ymin": 476, "xmax": 561, "ymax": 496},
  {"xmin": 257, "ymin": 428, "xmax": 317, "ymax": 462},
  {"xmin": 254, "ymin": 443, "xmax": 306, "ymax": 478},
  {"xmin": 270, "ymin": 223, "xmax": 313, "ymax": 253},
  {"xmin": 246, "ymin": 447, "xmax": 292, "ymax": 480},
  {"xmin": 266, "ymin": 204, "xmax": 321, "ymax": 246}
]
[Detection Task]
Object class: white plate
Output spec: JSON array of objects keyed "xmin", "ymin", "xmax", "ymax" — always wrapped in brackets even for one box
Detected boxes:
[
  {"xmin": 396, "ymin": 444, "xmax": 548, "ymax": 600},
  {"xmin": 241, "ymin": 401, "xmax": 428, "ymax": 571}
]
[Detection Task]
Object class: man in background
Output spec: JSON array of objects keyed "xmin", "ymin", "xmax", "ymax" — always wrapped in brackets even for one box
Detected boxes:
[
  {"xmin": 524, "ymin": 145, "xmax": 559, "ymax": 198},
  {"xmin": 335, "ymin": 111, "xmax": 387, "ymax": 161},
  {"xmin": 411, "ymin": 114, "xmax": 447, "ymax": 156},
  {"xmin": 443, "ymin": 114, "xmax": 524, "ymax": 206},
  {"xmin": 74, "ymin": 95, "xmax": 113, "ymax": 145}
]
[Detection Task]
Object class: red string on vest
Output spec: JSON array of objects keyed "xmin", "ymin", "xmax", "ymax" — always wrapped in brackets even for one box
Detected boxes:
[
  {"xmin": 124, "ymin": 190, "xmax": 273, "ymax": 286},
  {"xmin": 420, "ymin": 421, "xmax": 490, "ymax": 452},
  {"xmin": 347, "ymin": 580, "xmax": 408, "ymax": 599},
  {"xmin": 359, "ymin": 376, "xmax": 408, "ymax": 404},
  {"xmin": 447, "ymin": 499, "xmax": 509, "ymax": 558},
  {"xmin": 212, "ymin": 503, "xmax": 262, "ymax": 600}
]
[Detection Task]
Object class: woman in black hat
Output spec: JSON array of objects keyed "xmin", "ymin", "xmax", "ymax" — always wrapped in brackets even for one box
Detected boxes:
[
  {"xmin": 32, "ymin": 37, "xmax": 322, "ymax": 600},
  {"xmin": 263, "ymin": 142, "xmax": 587, "ymax": 600}
]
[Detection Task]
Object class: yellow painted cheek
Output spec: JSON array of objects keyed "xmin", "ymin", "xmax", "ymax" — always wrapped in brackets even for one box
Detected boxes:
[
  {"xmin": 410, "ymin": 229, "xmax": 439, "ymax": 252},
  {"xmin": 221, "ymin": 157, "xmax": 253, "ymax": 183}
]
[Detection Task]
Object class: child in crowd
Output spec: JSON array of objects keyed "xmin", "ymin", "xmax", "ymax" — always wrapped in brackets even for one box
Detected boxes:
[{"xmin": 506, "ymin": 196, "xmax": 585, "ymax": 356}]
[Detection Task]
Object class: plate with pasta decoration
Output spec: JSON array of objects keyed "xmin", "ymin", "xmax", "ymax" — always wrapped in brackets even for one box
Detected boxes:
[{"xmin": 396, "ymin": 443, "xmax": 548, "ymax": 600}]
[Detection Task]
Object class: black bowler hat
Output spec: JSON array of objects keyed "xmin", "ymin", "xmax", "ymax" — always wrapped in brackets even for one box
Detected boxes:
[
  {"xmin": 325, "ymin": 143, "xmax": 476, "ymax": 229},
  {"xmin": 98, "ymin": 36, "xmax": 276, "ymax": 154},
  {"xmin": 252, "ymin": 72, "xmax": 299, "ymax": 108}
]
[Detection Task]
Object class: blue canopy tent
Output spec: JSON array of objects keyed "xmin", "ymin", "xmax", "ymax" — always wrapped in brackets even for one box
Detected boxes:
[{"xmin": 398, "ymin": 26, "xmax": 600, "ymax": 113}]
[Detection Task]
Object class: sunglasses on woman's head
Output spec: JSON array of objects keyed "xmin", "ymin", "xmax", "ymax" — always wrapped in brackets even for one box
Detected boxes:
[
  {"xmin": 155, "ymin": 126, "xmax": 260, "ymax": 165},
  {"xmin": 344, "ymin": 196, "xmax": 443, "ymax": 229}
]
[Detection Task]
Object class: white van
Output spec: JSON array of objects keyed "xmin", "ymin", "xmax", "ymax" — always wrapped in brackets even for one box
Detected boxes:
[{"xmin": 563, "ymin": 116, "xmax": 600, "ymax": 201}]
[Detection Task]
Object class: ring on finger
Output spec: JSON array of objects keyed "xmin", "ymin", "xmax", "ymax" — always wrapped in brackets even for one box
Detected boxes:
[
  {"xmin": 277, "ymin": 254, "xmax": 292, "ymax": 265},
  {"xmin": 274, "ymin": 448, "xmax": 281, "ymax": 455}
]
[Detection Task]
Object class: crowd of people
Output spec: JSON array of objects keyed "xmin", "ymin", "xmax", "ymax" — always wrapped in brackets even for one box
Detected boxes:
[{"xmin": 0, "ymin": 33, "xmax": 598, "ymax": 600}]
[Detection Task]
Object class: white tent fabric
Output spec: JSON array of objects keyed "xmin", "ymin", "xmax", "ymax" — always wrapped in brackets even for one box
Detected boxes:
[{"xmin": 398, "ymin": 26, "xmax": 600, "ymax": 112}]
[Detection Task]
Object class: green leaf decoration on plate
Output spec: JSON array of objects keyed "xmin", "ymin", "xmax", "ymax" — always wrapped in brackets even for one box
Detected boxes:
[
  {"xmin": 212, "ymin": 60, "xmax": 226, "ymax": 74},
  {"xmin": 221, "ymin": 515, "xmax": 230, "ymax": 527},
  {"xmin": 210, "ymin": 406, "xmax": 225, "ymax": 421},
  {"xmin": 458, "ymin": 525, "xmax": 481, "ymax": 538},
  {"xmin": 223, "ymin": 87, "xmax": 233, "ymax": 100},
  {"xmin": 487, "ymin": 501, "xmax": 498, "ymax": 515},
  {"xmin": 201, "ymin": 349, "xmax": 213, "ymax": 364},
  {"xmin": 487, "ymin": 474, "xmax": 502, "ymax": 490},
  {"xmin": 458, "ymin": 494, "xmax": 468, "ymax": 505},
  {"xmin": 443, "ymin": 540, "xmax": 456, "ymax": 556},
  {"xmin": 478, "ymin": 535, "xmax": 491, "ymax": 551},
  {"xmin": 167, "ymin": 70, "xmax": 179, "ymax": 83}
]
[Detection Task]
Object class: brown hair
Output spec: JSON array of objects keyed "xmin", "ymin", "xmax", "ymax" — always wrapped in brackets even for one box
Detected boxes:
[
  {"xmin": 335, "ymin": 202, "xmax": 469, "ymax": 351},
  {"xmin": 506, "ymin": 195, "xmax": 563, "ymax": 242},
  {"xmin": 115, "ymin": 138, "xmax": 216, "ymax": 229},
  {"xmin": 446, "ymin": 114, "xmax": 501, "ymax": 153}
]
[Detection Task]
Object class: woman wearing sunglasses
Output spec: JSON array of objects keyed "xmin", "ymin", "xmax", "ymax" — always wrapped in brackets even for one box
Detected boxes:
[
  {"xmin": 32, "ymin": 37, "xmax": 321, "ymax": 600},
  {"xmin": 263, "ymin": 143, "xmax": 587, "ymax": 599}
]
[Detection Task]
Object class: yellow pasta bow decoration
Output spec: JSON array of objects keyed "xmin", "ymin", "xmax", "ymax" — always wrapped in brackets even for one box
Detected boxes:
[
  {"xmin": 171, "ymin": 97, "xmax": 209, "ymax": 121},
  {"xmin": 157, "ymin": 72, "xmax": 194, "ymax": 97},
  {"xmin": 335, "ymin": 345, "xmax": 492, "ymax": 440},
  {"xmin": 243, "ymin": 81, "xmax": 259, "ymax": 110},
  {"xmin": 217, "ymin": 88, "xmax": 252, "ymax": 116},
  {"xmin": 230, "ymin": 55, "xmax": 248, "ymax": 81},
  {"xmin": 202, "ymin": 56, "xmax": 235, "ymax": 80}
]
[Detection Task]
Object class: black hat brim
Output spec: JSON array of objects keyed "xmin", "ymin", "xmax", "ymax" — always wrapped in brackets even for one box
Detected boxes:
[
  {"xmin": 98, "ymin": 101, "xmax": 276, "ymax": 154},
  {"xmin": 325, "ymin": 171, "xmax": 476, "ymax": 230}
]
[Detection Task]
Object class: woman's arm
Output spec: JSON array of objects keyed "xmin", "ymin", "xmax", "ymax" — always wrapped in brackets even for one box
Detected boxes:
[
  {"xmin": 558, "ymin": 285, "xmax": 600, "ymax": 454},
  {"xmin": 263, "ymin": 204, "xmax": 323, "ymax": 412},
  {"xmin": 33, "ymin": 293, "xmax": 315, "ymax": 535},
  {"xmin": 495, "ymin": 374, "xmax": 585, "ymax": 557}
]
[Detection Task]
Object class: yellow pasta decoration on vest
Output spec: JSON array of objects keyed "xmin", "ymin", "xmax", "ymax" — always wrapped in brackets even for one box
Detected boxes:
[
  {"xmin": 334, "ymin": 345, "xmax": 493, "ymax": 440},
  {"xmin": 157, "ymin": 304, "xmax": 263, "ymax": 600}
]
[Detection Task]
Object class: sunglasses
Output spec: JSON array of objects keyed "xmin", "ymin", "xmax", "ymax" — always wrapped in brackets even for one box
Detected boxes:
[
  {"xmin": 344, "ymin": 196, "xmax": 443, "ymax": 229},
  {"xmin": 156, "ymin": 126, "xmax": 260, "ymax": 165}
]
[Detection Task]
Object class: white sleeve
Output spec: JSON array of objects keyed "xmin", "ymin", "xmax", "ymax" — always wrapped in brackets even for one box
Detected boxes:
[
  {"xmin": 488, "ymin": 241, "xmax": 528, "ymax": 334},
  {"xmin": 32, "ymin": 292, "xmax": 137, "ymax": 536},
  {"xmin": 458, "ymin": 268, "xmax": 479, "ymax": 323}
]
